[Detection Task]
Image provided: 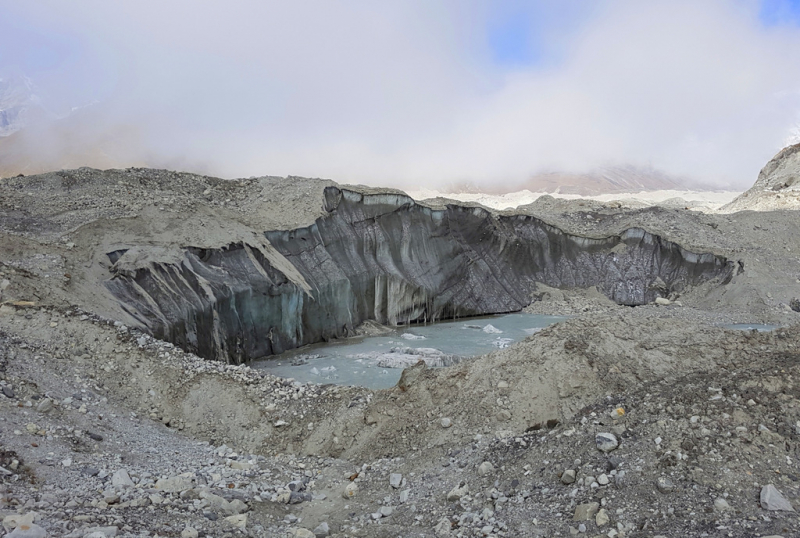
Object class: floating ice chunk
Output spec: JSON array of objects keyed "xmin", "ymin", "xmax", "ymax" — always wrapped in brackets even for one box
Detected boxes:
[
  {"xmin": 401, "ymin": 333, "xmax": 426, "ymax": 340},
  {"xmin": 309, "ymin": 367, "xmax": 320, "ymax": 375},
  {"xmin": 482, "ymin": 324, "xmax": 503, "ymax": 334},
  {"xmin": 464, "ymin": 324, "xmax": 482, "ymax": 329},
  {"xmin": 374, "ymin": 347, "xmax": 463, "ymax": 368},
  {"xmin": 492, "ymin": 338, "xmax": 514, "ymax": 348},
  {"xmin": 321, "ymin": 366, "xmax": 337, "ymax": 373}
]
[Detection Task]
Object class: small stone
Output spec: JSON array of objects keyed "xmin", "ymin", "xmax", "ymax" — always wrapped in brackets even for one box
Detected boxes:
[
  {"xmin": 223, "ymin": 513, "xmax": 247, "ymax": 529},
  {"xmin": 713, "ymin": 498, "xmax": 733, "ymax": 513},
  {"xmin": 35, "ymin": 398, "xmax": 53, "ymax": 413},
  {"xmin": 447, "ymin": 482, "xmax": 469, "ymax": 501},
  {"xmin": 595, "ymin": 433, "xmax": 618, "ymax": 452},
  {"xmin": 313, "ymin": 521, "xmax": 330, "ymax": 537},
  {"xmin": 561, "ymin": 469, "xmax": 576, "ymax": 484},
  {"xmin": 597, "ymin": 474, "xmax": 609, "ymax": 486},
  {"xmin": 291, "ymin": 528, "xmax": 315, "ymax": 538},
  {"xmin": 155, "ymin": 475, "xmax": 193, "ymax": 492},
  {"xmin": 478, "ymin": 461, "xmax": 494, "ymax": 476},
  {"xmin": 655, "ymin": 297, "xmax": 672, "ymax": 305},
  {"xmin": 399, "ymin": 489, "xmax": 410, "ymax": 503},
  {"xmin": 390, "ymin": 473, "xmax": 402, "ymax": 489},
  {"xmin": 380, "ymin": 506, "xmax": 394, "ymax": 517},
  {"xmin": 2, "ymin": 385, "xmax": 14, "ymax": 399},
  {"xmin": 181, "ymin": 527, "xmax": 199, "ymax": 538},
  {"xmin": 440, "ymin": 417, "xmax": 452, "ymax": 428},
  {"xmin": 342, "ymin": 482, "xmax": 358, "ymax": 499},
  {"xmin": 434, "ymin": 517, "xmax": 452, "ymax": 536},
  {"xmin": 578, "ymin": 523, "xmax": 587, "ymax": 533},
  {"xmin": 573, "ymin": 502, "xmax": 600, "ymax": 521},
  {"xmin": 111, "ymin": 469, "xmax": 135, "ymax": 488},
  {"xmin": 761, "ymin": 484, "xmax": 795, "ymax": 511},
  {"xmin": 656, "ymin": 476, "xmax": 675, "ymax": 493},
  {"xmin": 8, "ymin": 524, "xmax": 47, "ymax": 538},
  {"xmin": 596, "ymin": 508, "xmax": 609, "ymax": 526},
  {"xmin": 83, "ymin": 527, "xmax": 118, "ymax": 537}
]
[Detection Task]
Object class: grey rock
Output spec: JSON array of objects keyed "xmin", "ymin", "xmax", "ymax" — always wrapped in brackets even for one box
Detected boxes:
[
  {"xmin": 288, "ymin": 480, "xmax": 306, "ymax": 492},
  {"xmin": 8, "ymin": 523, "xmax": 47, "ymax": 538},
  {"xmin": 761, "ymin": 484, "xmax": 795, "ymax": 511},
  {"xmin": 561, "ymin": 469, "xmax": 576, "ymax": 484},
  {"xmin": 656, "ymin": 477, "xmax": 675, "ymax": 493},
  {"xmin": 573, "ymin": 502, "xmax": 600, "ymax": 521},
  {"xmin": 713, "ymin": 498, "xmax": 733, "ymax": 513},
  {"xmin": 110, "ymin": 469, "xmax": 134, "ymax": 488},
  {"xmin": 389, "ymin": 473, "xmax": 402, "ymax": 489},
  {"xmin": 313, "ymin": 522, "xmax": 330, "ymax": 537},
  {"xmin": 399, "ymin": 489, "xmax": 410, "ymax": 503},
  {"xmin": 440, "ymin": 417, "xmax": 452, "ymax": 428},
  {"xmin": 154, "ymin": 475, "xmax": 193, "ymax": 492},
  {"xmin": 595, "ymin": 433, "xmax": 619, "ymax": 452},
  {"xmin": 342, "ymin": 482, "xmax": 358, "ymax": 499},
  {"xmin": 289, "ymin": 491, "xmax": 312, "ymax": 504},
  {"xmin": 379, "ymin": 506, "xmax": 393, "ymax": 517},
  {"xmin": 447, "ymin": 482, "xmax": 469, "ymax": 502},
  {"xmin": 2, "ymin": 385, "xmax": 14, "ymax": 399},
  {"xmin": 35, "ymin": 398, "xmax": 53, "ymax": 413},
  {"xmin": 82, "ymin": 527, "xmax": 118, "ymax": 537},
  {"xmin": 80, "ymin": 466, "xmax": 100, "ymax": 477},
  {"xmin": 477, "ymin": 461, "xmax": 494, "ymax": 476},
  {"xmin": 790, "ymin": 298, "xmax": 800, "ymax": 312}
]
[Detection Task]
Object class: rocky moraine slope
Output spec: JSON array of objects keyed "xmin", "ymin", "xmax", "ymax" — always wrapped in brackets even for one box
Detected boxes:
[{"xmin": 0, "ymin": 147, "xmax": 799, "ymax": 537}]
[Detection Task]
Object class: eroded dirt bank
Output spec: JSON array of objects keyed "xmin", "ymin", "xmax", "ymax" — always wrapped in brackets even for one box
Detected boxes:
[{"xmin": 1, "ymin": 166, "xmax": 800, "ymax": 537}]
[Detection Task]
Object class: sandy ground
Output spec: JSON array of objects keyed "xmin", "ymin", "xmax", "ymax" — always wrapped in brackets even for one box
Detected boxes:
[{"xmin": 1, "ymin": 165, "xmax": 800, "ymax": 537}]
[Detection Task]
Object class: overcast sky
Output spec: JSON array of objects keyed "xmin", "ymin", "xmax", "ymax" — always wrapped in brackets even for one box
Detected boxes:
[{"xmin": 2, "ymin": 0, "xmax": 800, "ymax": 189}]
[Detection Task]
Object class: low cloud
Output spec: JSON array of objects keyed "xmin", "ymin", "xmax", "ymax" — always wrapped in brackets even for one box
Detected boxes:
[{"xmin": 1, "ymin": 0, "xmax": 799, "ymax": 189}]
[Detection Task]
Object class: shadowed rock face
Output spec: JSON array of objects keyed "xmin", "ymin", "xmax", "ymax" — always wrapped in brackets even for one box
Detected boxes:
[{"xmin": 106, "ymin": 187, "xmax": 734, "ymax": 363}]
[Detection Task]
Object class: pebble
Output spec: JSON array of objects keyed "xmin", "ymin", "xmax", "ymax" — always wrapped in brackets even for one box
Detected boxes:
[
  {"xmin": 597, "ymin": 473, "xmax": 609, "ymax": 486},
  {"xmin": 313, "ymin": 521, "xmax": 330, "ymax": 537},
  {"xmin": 561, "ymin": 469, "xmax": 576, "ymax": 484},
  {"xmin": 573, "ymin": 502, "xmax": 599, "ymax": 521},
  {"xmin": 390, "ymin": 473, "xmax": 402, "ymax": 488},
  {"xmin": 595, "ymin": 433, "xmax": 619, "ymax": 452},
  {"xmin": 181, "ymin": 527, "xmax": 199, "ymax": 538},
  {"xmin": 342, "ymin": 482, "xmax": 358, "ymax": 499},
  {"xmin": 447, "ymin": 482, "xmax": 469, "ymax": 501},
  {"xmin": 35, "ymin": 398, "xmax": 53, "ymax": 413},
  {"xmin": 399, "ymin": 489, "xmax": 410, "ymax": 503},
  {"xmin": 440, "ymin": 417, "xmax": 452, "ymax": 428},
  {"xmin": 656, "ymin": 476, "xmax": 675, "ymax": 493},
  {"xmin": 478, "ymin": 461, "xmax": 494, "ymax": 476},
  {"xmin": 713, "ymin": 498, "xmax": 733, "ymax": 513},
  {"xmin": 223, "ymin": 513, "xmax": 247, "ymax": 529},
  {"xmin": 110, "ymin": 469, "xmax": 134, "ymax": 488},
  {"xmin": 596, "ymin": 508, "xmax": 609, "ymax": 526}
]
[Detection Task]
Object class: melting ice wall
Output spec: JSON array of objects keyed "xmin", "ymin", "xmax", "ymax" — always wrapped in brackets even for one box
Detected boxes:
[{"xmin": 106, "ymin": 187, "xmax": 734, "ymax": 363}]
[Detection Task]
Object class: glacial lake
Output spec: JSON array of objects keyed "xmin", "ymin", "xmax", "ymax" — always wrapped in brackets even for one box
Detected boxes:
[{"xmin": 254, "ymin": 313, "xmax": 566, "ymax": 389}]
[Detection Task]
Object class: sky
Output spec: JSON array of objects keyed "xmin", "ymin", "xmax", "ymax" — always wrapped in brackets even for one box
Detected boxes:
[{"xmin": 2, "ymin": 0, "xmax": 800, "ymax": 190}]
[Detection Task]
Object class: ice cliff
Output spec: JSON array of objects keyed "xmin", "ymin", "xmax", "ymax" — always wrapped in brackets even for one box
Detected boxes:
[{"xmin": 106, "ymin": 187, "xmax": 734, "ymax": 363}]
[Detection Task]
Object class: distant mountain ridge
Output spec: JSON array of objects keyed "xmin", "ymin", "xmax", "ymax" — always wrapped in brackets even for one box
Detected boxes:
[{"xmin": 442, "ymin": 165, "xmax": 704, "ymax": 197}]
